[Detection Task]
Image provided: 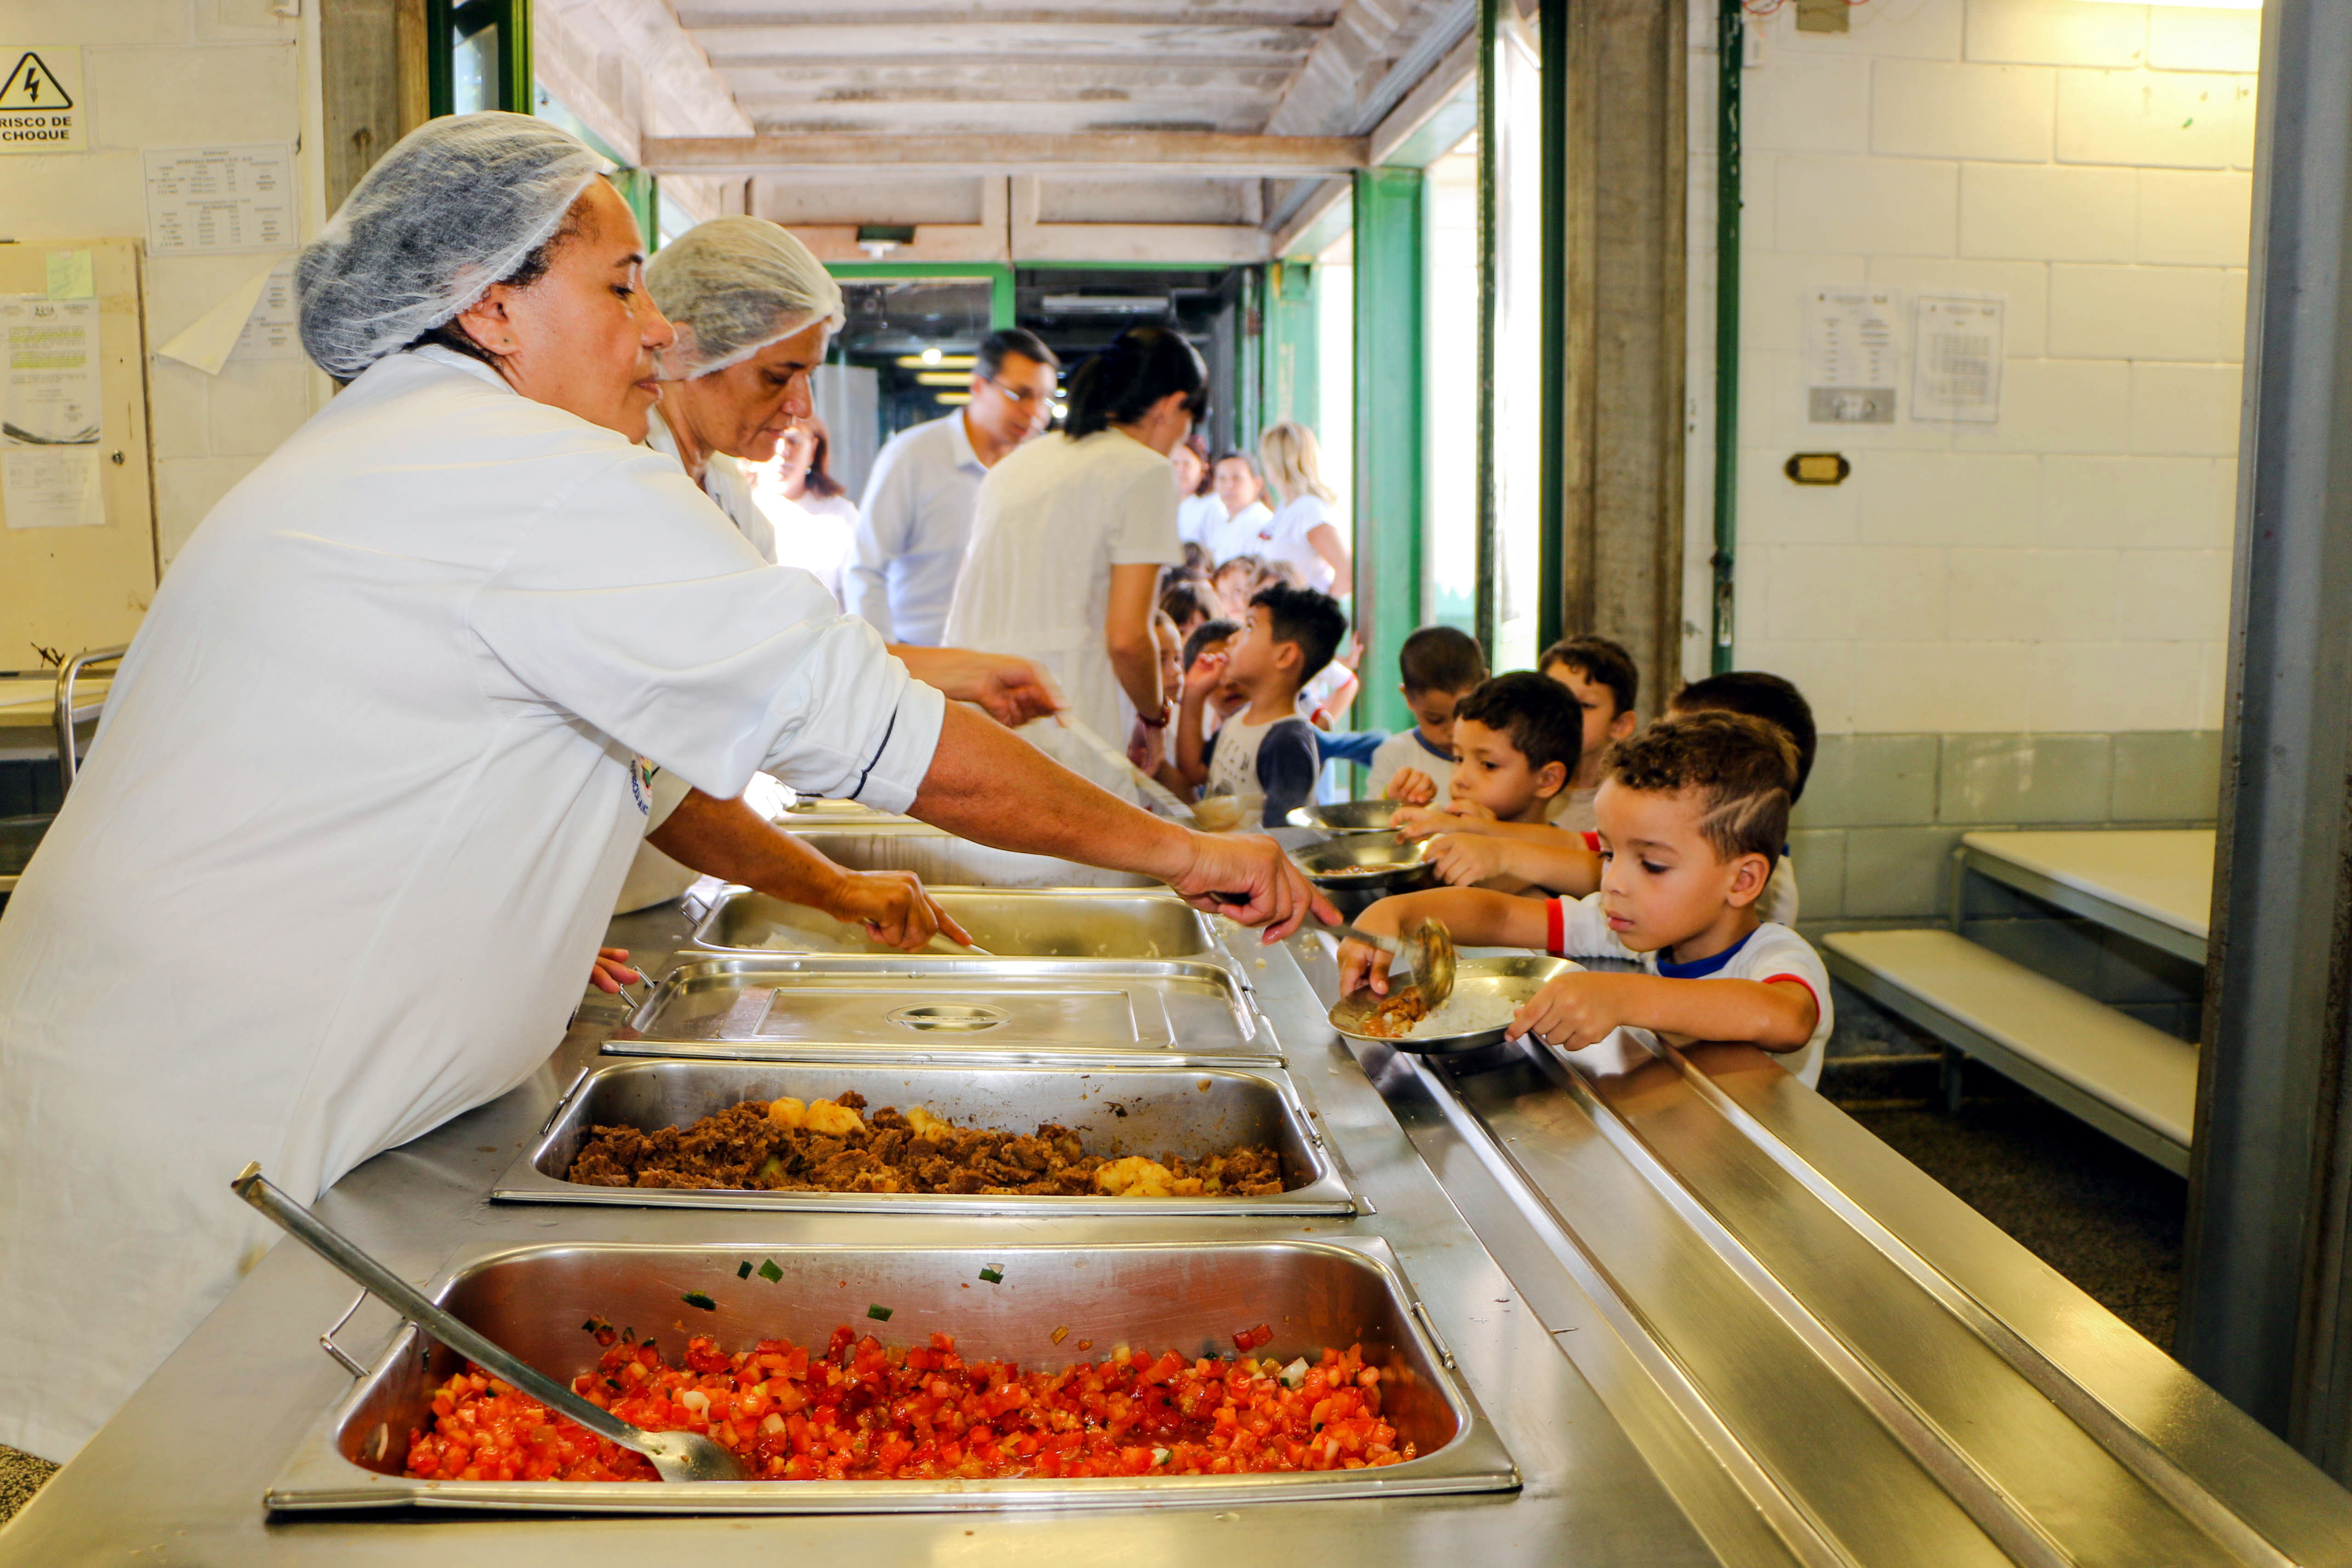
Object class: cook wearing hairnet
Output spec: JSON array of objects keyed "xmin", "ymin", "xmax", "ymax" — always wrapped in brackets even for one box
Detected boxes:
[
  {"xmin": 640, "ymin": 217, "xmax": 1063, "ymax": 729},
  {"xmin": 0, "ymin": 112, "xmax": 1335, "ymax": 1462}
]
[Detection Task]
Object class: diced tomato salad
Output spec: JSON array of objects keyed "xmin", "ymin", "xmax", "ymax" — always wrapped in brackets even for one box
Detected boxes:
[{"xmin": 404, "ymin": 1325, "xmax": 1414, "ymax": 1483}]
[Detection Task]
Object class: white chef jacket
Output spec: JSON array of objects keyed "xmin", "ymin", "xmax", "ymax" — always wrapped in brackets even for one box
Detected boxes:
[
  {"xmin": 1258, "ymin": 493, "xmax": 1343, "ymax": 593},
  {"xmin": 1202, "ymin": 499, "xmax": 1272, "ymax": 566},
  {"xmin": 0, "ymin": 346, "xmax": 944, "ymax": 1462},
  {"xmin": 848, "ymin": 410, "xmax": 988, "ymax": 645},
  {"xmin": 942, "ymin": 428, "xmax": 1182, "ymax": 744},
  {"xmin": 646, "ymin": 405, "xmax": 772, "ymax": 562}
]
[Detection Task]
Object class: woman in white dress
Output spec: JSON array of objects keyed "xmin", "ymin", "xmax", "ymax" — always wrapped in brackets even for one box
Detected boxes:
[
  {"xmin": 1256, "ymin": 420, "xmax": 1351, "ymax": 594},
  {"xmin": 943, "ymin": 326, "xmax": 1206, "ymax": 745},
  {"xmin": 0, "ymin": 116, "xmax": 1327, "ymax": 1462},
  {"xmin": 770, "ymin": 416, "xmax": 860, "ymax": 606},
  {"xmin": 1171, "ymin": 434, "xmax": 1223, "ymax": 550}
]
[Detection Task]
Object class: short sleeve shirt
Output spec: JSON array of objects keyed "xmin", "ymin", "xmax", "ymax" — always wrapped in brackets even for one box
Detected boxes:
[{"xmin": 1545, "ymin": 892, "xmax": 1832, "ymax": 1087}]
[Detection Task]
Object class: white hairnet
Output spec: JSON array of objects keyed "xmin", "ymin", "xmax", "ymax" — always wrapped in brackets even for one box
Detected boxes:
[
  {"xmin": 297, "ymin": 112, "xmax": 607, "ymax": 379},
  {"xmin": 644, "ymin": 217, "xmax": 846, "ymax": 379}
]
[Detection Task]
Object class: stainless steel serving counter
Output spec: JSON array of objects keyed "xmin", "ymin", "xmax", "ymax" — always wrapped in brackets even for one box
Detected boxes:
[{"xmin": 6, "ymin": 880, "xmax": 2352, "ymax": 1564}]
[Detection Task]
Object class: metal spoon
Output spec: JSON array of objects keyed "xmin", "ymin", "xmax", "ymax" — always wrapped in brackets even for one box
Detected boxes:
[
  {"xmin": 1324, "ymin": 915, "xmax": 1455, "ymax": 1007},
  {"xmin": 231, "ymin": 1164, "xmax": 746, "ymax": 1483}
]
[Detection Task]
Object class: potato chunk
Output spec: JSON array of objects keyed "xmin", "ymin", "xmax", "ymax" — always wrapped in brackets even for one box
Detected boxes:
[
  {"xmin": 767, "ymin": 1097, "xmax": 806, "ymax": 1130},
  {"xmin": 903, "ymin": 1105, "xmax": 954, "ymax": 1143},
  {"xmin": 1095, "ymin": 1155, "xmax": 1177, "ymax": 1198},
  {"xmin": 803, "ymin": 1098, "xmax": 865, "ymax": 1137}
]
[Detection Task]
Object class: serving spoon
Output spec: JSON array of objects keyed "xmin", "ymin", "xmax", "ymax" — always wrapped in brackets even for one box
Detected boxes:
[
  {"xmin": 1322, "ymin": 915, "xmax": 1456, "ymax": 1008},
  {"xmin": 232, "ymin": 1163, "xmax": 746, "ymax": 1482}
]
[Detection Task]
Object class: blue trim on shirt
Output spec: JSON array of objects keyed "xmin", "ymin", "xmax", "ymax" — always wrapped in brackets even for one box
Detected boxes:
[
  {"xmin": 1655, "ymin": 929, "xmax": 1755, "ymax": 979},
  {"xmin": 1410, "ymin": 728, "xmax": 1455, "ymax": 762}
]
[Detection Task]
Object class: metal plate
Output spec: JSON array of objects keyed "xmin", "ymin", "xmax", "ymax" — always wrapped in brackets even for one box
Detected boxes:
[
  {"xmin": 692, "ymin": 887, "xmax": 1219, "ymax": 960},
  {"xmin": 1289, "ymin": 800, "xmax": 1404, "ymax": 835},
  {"xmin": 1291, "ymin": 837, "xmax": 1438, "ymax": 919},
  {"xmin": 1330, "ymin": 956, "xmax": 1582, "ymax": 1056},
  {"xmin": 778, "ymin": 825, "xmax": 1162, "ymax": 890},
  {"xmin": 607, "ymin": 956, "xmax": 1268, "ymax": 1060},
  {"xmin": 265, "ymin": 1236, "xmax": 1519, "ymax": 1515},
  {"xmin": 494, "ymin": 1059, "xmax": 1359, "ymax": 1216}
]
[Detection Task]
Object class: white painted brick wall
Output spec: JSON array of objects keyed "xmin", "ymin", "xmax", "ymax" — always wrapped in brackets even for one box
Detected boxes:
[
  {"xmin": 1704, "ymin": 0, "xmax": 2259, "ymax": 734},
  {"xmin": 0, "ymin": 4, "xmax": 325, "ymax": 569}
]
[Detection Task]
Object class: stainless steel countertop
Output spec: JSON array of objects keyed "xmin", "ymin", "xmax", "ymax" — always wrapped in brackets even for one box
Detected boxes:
[{"xmin": 7, "ymin": 887, "xmax": 2351, "ymax": 1564}]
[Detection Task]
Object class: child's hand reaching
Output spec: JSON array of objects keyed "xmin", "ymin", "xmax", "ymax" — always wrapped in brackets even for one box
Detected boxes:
[
  {"xmin": 1392, "ymin": 799, "xmax": 1490, "ymax": 840},
  {"xmin": 1509, "ymin": 971, "xmax": 1634, "ymax": 1049},
  {"xmin": 1426, "ymin": 831, "xmax": 1515, "ymax": 887},
  {"xmin": 1385, "ymin": 766, "xmax": 1437, "ymax": 806},
  {"xmin": 1185, "ymin": 648, "xmax": 1230, "ymax": 693}
]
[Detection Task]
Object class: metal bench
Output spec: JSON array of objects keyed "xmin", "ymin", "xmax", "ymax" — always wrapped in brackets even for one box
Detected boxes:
[{"xmin": 1823, "ymin": 927, "xmax": 2197, "ymax": 1176}]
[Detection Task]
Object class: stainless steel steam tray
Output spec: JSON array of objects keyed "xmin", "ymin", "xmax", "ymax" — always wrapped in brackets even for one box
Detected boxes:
[
  {"xmin": 265, "ymin": 1236, "xmax": 1519, "ymax": 1514},
  {"xmin": 605, "ymin": 955, "xmax": 1270, "ymax": 1060},
  {"xmin": 690, "ymin": 886, "xmax": 1221, "ymax": 962},
  {"xmin": 495, "ymin": 1058, "xmax": 1360, "ymax": 1217}
]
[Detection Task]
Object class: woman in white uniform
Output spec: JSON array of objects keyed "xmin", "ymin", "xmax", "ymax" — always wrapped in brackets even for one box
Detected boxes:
[
  {"xmin": 1171, "ymin": 435, "xmax": 1222, "ymax": 550},
  {"xmin": 942, "ymin": 326, "xmax": 1204, "ymax": 746},
  {"xmin": 0, "ymin": 114, "xmax": 1327, "ymax": 1462},
  {"xmin": 1201, "ymin": 451, "xmax": 1273, "ymax": 566},
  {"xmin": 771, "ymin": 418, "xmax": 859, "ymax": 604},
  {"xmin": 1255, "ymin": 420, "xmax": 1351, "ymax": 594}
]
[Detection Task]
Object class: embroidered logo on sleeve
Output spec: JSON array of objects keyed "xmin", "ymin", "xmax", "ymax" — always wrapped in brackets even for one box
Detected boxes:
[{"xmin": 629, "ymin": 756, "xmax": 657, "ymax": 817}]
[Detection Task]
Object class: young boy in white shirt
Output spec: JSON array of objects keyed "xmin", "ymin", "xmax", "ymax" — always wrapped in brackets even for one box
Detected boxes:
[
  {"xmin": 1369, "ymin": 626, "xmax": 1489, "ymax": 804},
  {"xmin": 1389, "ymin": 672, "xmax": 1582, "ymax": 842},
  {"xmin": 1176, "ymin": 584, "xmax": 1349, "ymax": 827},
  {"xmin": 1539, "ymin": 634, "xmax": 1640, "ymax": 833},
  {"xmin": 1340, "ymin": 711, "xmax": 1832, "ymax": 1085}
]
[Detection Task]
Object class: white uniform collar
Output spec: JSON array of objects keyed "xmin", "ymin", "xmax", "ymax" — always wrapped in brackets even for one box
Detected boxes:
[
  {"xmin": 945, "ymin": 408, "xmax": 984, "ymax": 473},
  {"xmin": 404, "ymin": 342, "xmax": 516, "ymax": 391}
]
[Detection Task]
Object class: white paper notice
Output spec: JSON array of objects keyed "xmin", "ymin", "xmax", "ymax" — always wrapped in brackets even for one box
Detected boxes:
[
  {"xmin": 1, "ymin": 294, "xmax": 104, "ymax": 530},
  {"xmin": 1803, "ymin": 286, "xmax": 1899, "ymax": 425},
  {"xmin": 143, "ymin": 143, "xmax": 295, "ymax": 256},
  {"xmin": 1912, "ymin": 294, "xmax": 2004, "ymax": 425},
  {"xmin": 235, "ymin": 259, "xmax": 299, "ymax": 360}
]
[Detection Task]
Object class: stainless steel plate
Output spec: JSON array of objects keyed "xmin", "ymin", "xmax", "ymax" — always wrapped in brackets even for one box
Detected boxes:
[
  {"xmin": 778, "ymin": 825, "xmax": 1162, "ymax": 890},
  {"xmin": 1330, "ymin": 955, "xmax": 1582, "ymax": 1056},
  {"xmin": 495, "ymin": 1059, "xmax": 1359, "ymax": 1216},
  {"xmin": 1289, "ymin": 800, "xmax": 1404, "ymax": 835},
  {"xmin": 692, "ymin": 887, "xmax": 1218, "ymax": 961},
  {"xmin": 266, "ymin": 1236, "xmax": 1518, "ymax": 1514},
  {"xmin": 607, "ymin": 955, "xmax": 1267, "ymax": 1060},
  {"xmin": 1291, "ymin": 836, "xmax": 1438, "ymax": 919}
]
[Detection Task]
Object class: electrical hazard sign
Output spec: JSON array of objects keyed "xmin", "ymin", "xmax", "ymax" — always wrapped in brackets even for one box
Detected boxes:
[{"xmin": 0, "ymin": 47, "xmax": 84, "ymax": 154}]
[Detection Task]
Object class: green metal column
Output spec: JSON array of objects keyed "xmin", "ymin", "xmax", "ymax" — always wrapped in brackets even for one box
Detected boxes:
[
  {"xmin": 1710, "ymin": 0, "xmax": 1742, "ymax": 673},
  {"xmin": 610, "ymin": 168, "xmax": 660, "ymax": 251},
  {"xmin": 1354, "ymin": 167, "xmax": 1426, "ymax": 740},
  {"xmin": 1262, "ymin": 261, "xmax": 1319, "ymax": 429},
  {"xmin": 1535, "ymin": 0, "xmax": 1568, "ymax": 654}
]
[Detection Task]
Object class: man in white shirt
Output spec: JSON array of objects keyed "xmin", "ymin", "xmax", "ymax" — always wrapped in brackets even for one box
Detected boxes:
[{"xmin": 848, "ymin": 327, "xmax": 1059, "ymax": 644}]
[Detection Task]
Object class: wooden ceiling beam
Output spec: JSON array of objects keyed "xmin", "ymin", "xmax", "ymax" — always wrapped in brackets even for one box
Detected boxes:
[{"xmin": 640, "ymin": 130, "xmax": 1367, "ymax": 178}]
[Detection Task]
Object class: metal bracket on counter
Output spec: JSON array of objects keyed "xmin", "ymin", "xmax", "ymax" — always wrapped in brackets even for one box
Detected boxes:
[
  {"xmin": 1410, "ymin": 1298, "xmax": 1457, "ymax": 1370},
  {"xmin": 319, "ymin": 1288, "xmax": 372, "ymax": 1378}
]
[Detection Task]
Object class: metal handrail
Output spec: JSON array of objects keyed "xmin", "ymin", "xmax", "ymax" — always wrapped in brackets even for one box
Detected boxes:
[{"xmin": 53, "ymin": 644, "xmax": 127, "ymax": 795}]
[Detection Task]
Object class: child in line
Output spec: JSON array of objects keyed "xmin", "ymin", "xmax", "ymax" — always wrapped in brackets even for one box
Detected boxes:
[
  {"xmin": 1340, "ymin": 712, "xmax": 1832, "ymax": 1085},
  {"xmin": 1391, "ymin": 672, "xmax": 1582, "ymax": 839},
  {"xmin": 1539, "ymin": 634, "xmax": 1640, "ymax": 833},
  {"xmin": 1371, "ymin": 626, "xmax": 1489, "ymax": 805},
  {"xmin": 1177, "ymin": 584, "xmax": 1348, "ymax": 827},
  {"xmin": 1127, "ymin": 609, "xmax": 1190, "ymax": 794},
  {"xmin": 1419, "ymin": 669, "xmax": 1817, "ymax": 920},
  {"xmin": 1159, "ymin": 577, "xmax": 1221, "ymax": 642}
]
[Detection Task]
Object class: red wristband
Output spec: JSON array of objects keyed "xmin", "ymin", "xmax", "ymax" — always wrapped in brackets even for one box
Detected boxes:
[{"xmin": 1138, "ymin": 705, "xmax": 1171, "ymax": 729}]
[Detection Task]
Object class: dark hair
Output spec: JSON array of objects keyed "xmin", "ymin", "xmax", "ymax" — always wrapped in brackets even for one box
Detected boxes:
[
  {"xmin": 1248, "ymin": 583, "xmax": 1348, "ymax": 686},
  {"xmin": 1064, "ymin": 325, "xmax": 1206, "ymax": 439},
  {"xmin": 977, "ymin": 327, "xmax": 1059, "ymax": 380},
  {"xmin": 1160, "ymin": 578, "xmax": 1220, "ymax": 633},
  {"xmin": 1603, "ymin": 712, "xmax": 1798, "ymax": 869},
  {"xmin": 1398, "ymin": 625, "xmax": 1487, "ymax": 695},
  {"xmin": 1214, "ymin": 451, "xmax": 1262, "ymax": 482},
  {"xmin": 1455, "ymin": 671, "xmax": 1583, "ymax": 774},
  {"xmin": 800, "ymin": 422, "xmax": 845, "ymax": 500},
  {"xmin": 1539, "ymin": 633, "xmax": 1639, "ymax": 718},
  {"xmin": 1181, "ymin": 541, "xmax": 1210, "ymax": 573},
  {"xmin": 1182, "ymin": 617, "xmax": 1239, "ymax": 672},
  {"xmin": 404, "ymin": 199, "xmax": 588, "ymax": 372},
  {"xmin": 1672, "ymin": 671, "xmax": 1817, "ymax": 803},
  {"xmin": 1182, "ymin": 432, "xmax": 1213, "ymax": 495}
]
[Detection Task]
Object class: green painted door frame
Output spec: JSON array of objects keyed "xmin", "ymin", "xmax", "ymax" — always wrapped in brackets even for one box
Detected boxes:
[
  {"xmin": 822, "ymin": 261, "xmax": 1017, "ymax": 332},
  {"xmin": 430, "ymin": 0, "xmax": 531, "ymax": 116},
  {"xmin": 1261, "ymin": 260, "xmax": 1318, "ymax": 431},
  {"xmin": 1353, "ymin": 167, "xmax": 1426, "ymax": 741}
]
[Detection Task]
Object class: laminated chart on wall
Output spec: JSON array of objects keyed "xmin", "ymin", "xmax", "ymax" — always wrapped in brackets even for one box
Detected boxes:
[
  {"xmin": 1803, "ymin": 287, "xmax": 1898, "ymax": 425},
  {"xmin": 0, "ymin": 295, "xmax": 104, "ymax": 530},
  {"xmin": 142, "ymin": 143, "xmax": 296, "ymax": 256},
  {"xmin": 1911, "ymin": 294, "xmax": 2004, "ymax": 425}
]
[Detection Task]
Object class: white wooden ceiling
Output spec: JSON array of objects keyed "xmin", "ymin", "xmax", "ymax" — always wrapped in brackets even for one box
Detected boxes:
[{"xmin": 609, "ymin": 0, "xmax": 1478, "ymax": 261}]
